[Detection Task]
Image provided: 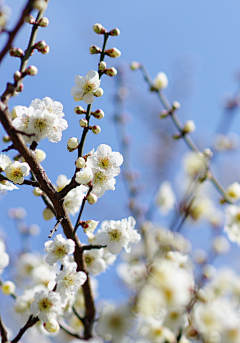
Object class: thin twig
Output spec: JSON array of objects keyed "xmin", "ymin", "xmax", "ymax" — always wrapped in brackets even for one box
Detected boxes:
[
  {"xmin": 48, "ymin": 217, "xmax": 64, "ymax": 238},
  {"xmin": 0, "ymin": 312, "xmax": 8, "ymax": 343},
  {"xmin": 11, "ymin": 315, "xmax": 39, "ymax": 343},
  {"xmin": 81, "ymin": 244, "xmax": 107, "ymax": 251}
]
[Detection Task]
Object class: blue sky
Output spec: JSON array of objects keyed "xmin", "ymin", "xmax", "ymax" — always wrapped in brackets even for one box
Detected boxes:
[{"xmin": 1, "ymin": 0, "xmax": 240, "ymax": 301}]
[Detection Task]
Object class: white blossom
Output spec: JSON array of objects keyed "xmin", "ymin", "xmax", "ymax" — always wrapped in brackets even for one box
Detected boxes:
[
  {"xmin": 0, "ymin": 239, "xmax": 9, "ymax": 274},
  {"xmin": 224, "ymin": 205, "xmax": 240, "ymax": 244},
  {"xmin": 87, "ymin": 144, "xmax": 123, "ymax": 176},
  {"xmin": 56, "ymin": 262, "xmax": 87, "ymax": 300},
  {"xmin": 0, "ymin": 154, "xmax": 11, "ymax": 172},
  {"xmin": 75, "ymin": 167, "xmax": 93, "ymax": 185},
  {"xmin": 71, "ymin": 70, "xmax": 101, "ymax": 104},
  {"xmin": 153, "ymin": 72, "xmax": 168, "ymax": 90},
  {"xmin": 30, "ymin": 290, "xmax": 63, "ymax": 323},
  {"xmin": 83, "ymin": 220, "xmax": 99, "ymax": 238},
  {"xmin": 30, "ymin": 97, "xmax": 65, "ymax": 118},
  {"xmin": 5, "ymin": 161, "xmax": 30, "ymax": 184},
  {"xmin": 155, "ymin": 181, "xmax": 176, "ymax": 216},
  {"xmin": 0, "ymin": 180, "xmax": 18, "ymax": 194},
  {"xmin": 84, "ymin": 249, "xmax": 107, "ymax": 276},
  {"xmin": 96, "ymin": 216, "xmax": 140, "ymax": 255},
  {"xmin": 91, "ymin": 169, "xmax": 116, "ymax": 197},
  {"xmin": 44, "ymin": 234, "xmax": 75, "ymax": 266}
]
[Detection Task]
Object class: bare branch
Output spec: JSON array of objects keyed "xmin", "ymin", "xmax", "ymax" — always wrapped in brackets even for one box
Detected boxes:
[
  {"xmin": 48, "ymin": 217, "xmax": 64, "ymax": 238},
  {"xmin": 0, "ymin": 312, "xmax": 8, "ymax": 343},
  {"xmin": 11, "ymin": 315, "xmax": 39, "ymax": 343}
]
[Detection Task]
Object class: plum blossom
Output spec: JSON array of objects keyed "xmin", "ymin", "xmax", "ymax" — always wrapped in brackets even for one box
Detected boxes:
[
  {"xmin": 0, "ymin": 154, "xmax": 11, "ymax": 172},
  {"xmin": 75, "ymin": 166, "xmax": 93, "ymax": 185},
  {"xmin": 44, "ymin": 234, "xmax": 75, "ymax": 266},
  {"xmin": 30, "ymin": 290, "xmax": 63, "ymax": 323},
  {"xmin": 84, "ymin": 249, "xmax": 107, "ymax": 276},
  {"xmin": 71, "ymin": 70, "xmax": 101, "ymax": 104},
  {"xmin": 96, "ymin": 216, "xmax": 140, "ymax": 255},
  {"xmin": 91, "ymin": 169, "xmax": 116, "ymax": 197},
  {"xmin": 0, "ymin": 238, "xmax": 9, "ymax": 274},
  {"xmin": 56, "ymin": 262, "xmax": 87, "ymax": 301},
  {"xmin": 87, "ymin": 144, "xmax": 123, "ymax": 176},
  {"xmin": 5, "ymin": 161, "xmax": 30, "ymax": 184},
  {"xmin": 224, "ymin": 205, "xmax": 240, "ymax": 245},
  {"xmin": 155, "ymin": 181, "xmax": 176, "ymax": 215}
]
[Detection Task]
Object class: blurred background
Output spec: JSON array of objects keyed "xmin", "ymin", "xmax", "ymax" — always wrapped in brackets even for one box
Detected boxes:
[{"xmin": 1, "ymin": 0, "xmax": 240, "ymax": 307}]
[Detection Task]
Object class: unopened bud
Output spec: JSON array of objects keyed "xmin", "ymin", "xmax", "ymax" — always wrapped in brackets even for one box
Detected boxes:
[
  {"xmin": 1, "ymin": 281, "xmax": 16, "ymax": 295},
  {"xmin": 92, "ymin": 109, "xmax": 104, "ymax": 119},
  {"xmin": 9, "ymin": 47, "xmax": 17, "ymax": 56},
  {"xmin": 87, "ymin": 193, "xmax": 98, "ymax": 204},
  {"xmin": 33, "ymin": 187, "xmax": 43, "ymax": 196},
  {"xmin": 35, "ymin": 149, "xmax": 46, "ymax": 162},
  {"xmin": 183, "ymin": 120, "xmax": 196, "ymax": 134},
  {"xmin": 35, "ymin": 40, "xmax": 46, "ymax": 50},
  {"xmin": 3, "ymin": 135, "xmax": 11, "ymax": 143},
  {"xmin": 25, "ymin": 65, "xmax": 38, "ymax": 76},
  {"xmin": 93, "ymin": 88, "xmax": 104, "ymax": 97},
  {"xmin": 105, "ymin": 48, "xmax": 121, "ymax": 58},
  {"xmin": 109, "ymin": 28, "xmax": 120, "ymax": 36},
  {"xmin": 44, "ymin": 319, "xmax": 60, "ymax": 333},
  {"xmin": 93, "ymin": 23, "xmax": 106, "ymax": 34},
  {"xmin": 105, "ymin": 67, "xmax": 117, "ymax": 77},
  {"xmin": 203, "ymin": 148, "xmax": 213, "ymax": 159},
  {"xmin": 33, "ymin": 0, "xmax": 47, "ymax": 11},
  {"xmin": 24, "ymin": 14, "xmax": 35, "ymax": 24},
  {"xmin": 92, "ymin": 125, "xmax": 101, "ymax": 135},
  {"xmin": 9, "ymin": 47, "xmax": 24, "ymax": 57},
  {"xmin": 98, "ymin": 61, "xmax": 106, "ymax": 71},
  {"xmin": 16, "ymin": 83, "xmax": 24, "ymax": 92},
  {"xmin": 37, "ymin": 17, "xmax": 49, "ymax": 27},
  {"xmin": 43, "ymin": 208, "xmax": 54, "ymax": 221},
  {"xmin": 39, "ymin": 45, "xmax": 50, "ymax": 54},
  {"xmin": 172, "ymin": 101, "xmax": 181, "ymax": 110},
  {"xmin": 160, "ymin": 110, "xmax": 169, "ymax": 118},
  {"xmin": 11, "ymin": 107, "xmax": 18, "ymax": 119},
  {"xmin": 75, "ymin": 157, "xmax": 86, "ymax": 169},
  {"xmin": 153, "ymin": 72, "xmax": 168, "ymax": 90},
  {"xmin": 79, "ymin": 119, "xmax": 88, "ymax": 128},
  {"xmin": 74, "ymin": 106, "xmax": 86, "ymax": 115},
  {"xmin": 130, "ymin": 61, "xmax": 141, "ymax": 70},
  {"xmin": 14, "ymin": 71, "xmax": 22, "ymax": 82},
  {"xmin": 89, "ymin": 45, "xmax": 102, "ymax": 54},
  {"xmin": 67, "ymin": 137, "xmax": 79, "ymax": 151}
]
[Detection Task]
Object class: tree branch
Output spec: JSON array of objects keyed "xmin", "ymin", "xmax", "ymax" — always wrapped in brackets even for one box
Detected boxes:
[{"xmin": 11, "ymin": 315, "xmax": 39, "ymax": 343}]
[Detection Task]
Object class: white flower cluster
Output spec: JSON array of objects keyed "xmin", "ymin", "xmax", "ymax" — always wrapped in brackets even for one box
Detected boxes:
[
  {"xmin": 96, "ymin": 216, "xmax": 141, "ymax": 254},
  {"xmin": 12, "ymin": 97, "xmax": 68, "ymax": 144},
  {"xmin": 75, "ymin": 144, "xmax": 123, "ymax": 197},
  {"xmin": 0, "ymin": 154, "xmax": 19, "ymax": 192},
  {"xmin": 29, "ymin": 235, "xmax": 87, "ymax": 328}
]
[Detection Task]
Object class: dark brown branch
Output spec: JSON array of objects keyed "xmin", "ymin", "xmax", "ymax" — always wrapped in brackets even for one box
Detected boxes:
[
  {"xmin": 0, "ymin": 0, "xmax": 35, "ymax": 64},
  {"xmin": 82, "ymin": 244, "xmax": 107, "ymax": 252},
  {"xmin": 0, "ymin": 313, "xmax": 8, "ymax": 343},
  {"xmin": 2, "ymin": 143, "xmax": 15, "ymax": 152},
  {"xmin": 58, "ymin": 177, "xmax": 79, "ymax": 199},
  {"xmin": 11, "ymin": 315, "xmax": 39, "ymax": 343},
  {"xmin": 0, "ymin": 174, "xmax": 39, "ymax": 187},
  {"xmin": 48, "ymin": 217, "xmax": 64, "ymax": 238}
]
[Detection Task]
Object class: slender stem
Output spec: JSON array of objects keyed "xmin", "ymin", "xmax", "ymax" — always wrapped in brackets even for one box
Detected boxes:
[
  {"xmin": 11, "ymin": 315, "xmax": 39, "ymax": 343},
  {"xmin": 0, "ymin": 312, "xmax": 8, "ymax": 343},
  {"xmin": 82, "ymin": 244, "xmax": 107, "ymax": 251}
]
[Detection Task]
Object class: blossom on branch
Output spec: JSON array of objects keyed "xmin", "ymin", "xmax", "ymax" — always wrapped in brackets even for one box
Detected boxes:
[
  {"xmin": 44, "ymin": 234, "xmax": 75, "ymax": 266},
  {"xmin": 5, "ymin": 161, "xmax": 30, "ymax": 184},
  {"xmin": 71, "ymin": 70, "xmax": 101, "ymax": 104}
]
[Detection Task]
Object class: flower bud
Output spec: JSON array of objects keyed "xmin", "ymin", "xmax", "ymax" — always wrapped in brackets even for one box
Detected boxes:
[
  {"xmin": 130, "ymin": 61, "xmax": 141, "ymax": 70},
  {"xmin": 35, "ymin": 149, "xmax": 46, "ymax": 162},
  {"xmin": 92, "ymin": 109, "xmax": 104, "ymax": 119},
  {"xmin": 183, "ymin": 120, "xmax": 196, "ymax": 134},
  {"xmin": 91, "ymin": 125, "xmax": 101, "ymax": 135},
  {"xmin": 159, "ymin": 110, "xmax": 169, "ymax": 119},
  {"xmin": 172, "ymin": 101, "xmax": 181, "ymax": 110},
  {"xmin": 33, "ymin": 187, "xmax": 43, "ymax": 196},
  {"xmin": 75, "ymin": 157, "xmax": 86, "ymax": 169},
  {"xmin": 44, "ymin": 319, "xmax": 60, "ymax": 333},
  {"xmin": 1, "ymin": 281, "xmax": 16, "ymax": 295},
  {"xmin": 89, "ymin": 45, "xmax": 102, "ymax": 54},
  {"xmin": 79, "ymin": 119, "xmax": 88, "ymax": 128},
  {"xmin": 109, "ymin": 28, "xmax": 120, "ymax": 36},
  {"xmin": 67, "ymin": 137, "xmax": 79, "ymax": 151},
  {"xmin": 74, "ymin": 106, "xmax": 86, "ymax": 115},
  {"xmin": 14, "ymin": 71, "xmax": 22, "ymax": 82},
  {"xmin": 40, "ymin": 45, "xmax": 50, "ymax": 54},
  {"xmin": 93, "ymin": 23, "xmax": 106, "ymax": 34},
  {"xmin": 212, "ymin": 236, "xmax": 230, "ymax": 255},
  {"xmin": 75, "ymin": 167, "xmax": 93, "ymax": 185},
  {"xmin": 9, "ymin": 47, "xmax": 24, "ymax": 57},
  {"xmin": 105, "ymin": 48, "xmax": 121, "ymax": 58},
  {"xmin": 105, "ymin": 67, "xmax": 117, "ymax": 77},
  {"xmin": 25, "ymin": 65, "xmax": 38, "ymax": 76},
  {"xmin": 87, "ymin": 193, "xmax": 98, "ymax": 204},
  {"xmin": 3, "ymin": 135, "xmax": 11, "ymax": 143},
  {"xmin": 93, "ymin": 87, "xmax": 104, "ymax": 97},
  {"xmin": 43, "ymin": 208, "xmax": 54, "ymax": 221},
  {"xmin": 33, "ymin": 0, "xmax": 47, "ymax": 11},
  {"xmin": 16, "ymin": 83, "xmax": 24, "ymax": 92},
  {"xmin": 11, "ymin": 107, "xmax": 18, "ymax": 119},
  {"xmin": 35, "ymin": 40, "xmax": 46, "ymax": 50},
  {"xmin": 98, "ymin": 61, "xmax": 107, "ymax": 71},
  {"xmin": 203, "ymin": 148, "xmax": 213, "ymax": 159},
  {"xmin": 24, "ymin": 14, "xmax": 35, "ymax": 24},
  {"xmin": 153, "ymin": 72, "xmax": 168, "ymax": 90},
  {"xmin": 37, "ymin": 17, "xmax": 49, "ymax": 27}
]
